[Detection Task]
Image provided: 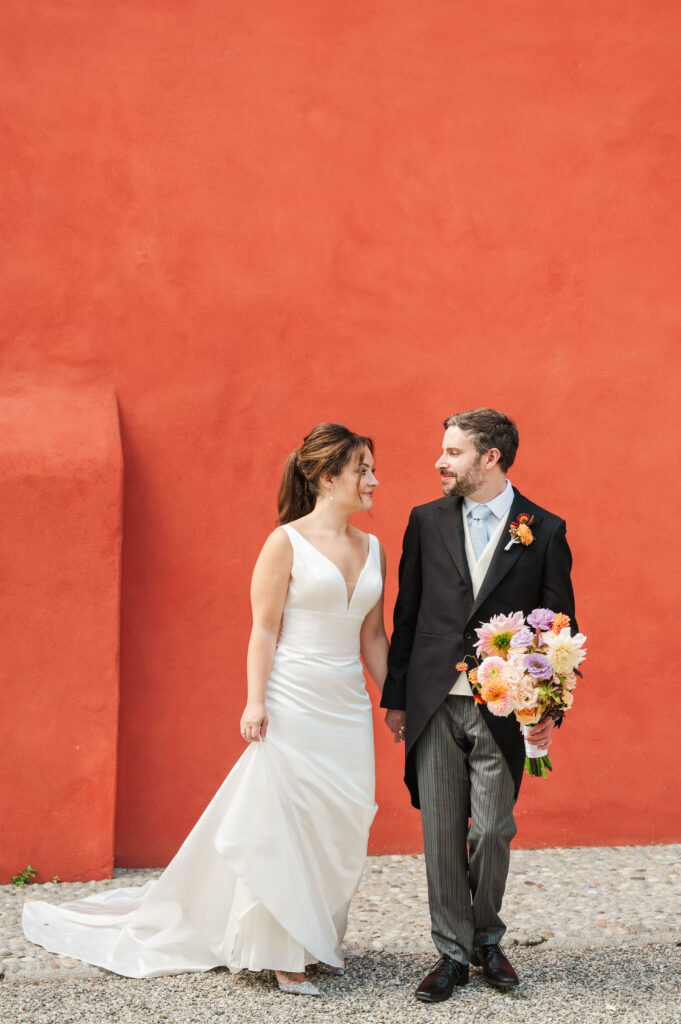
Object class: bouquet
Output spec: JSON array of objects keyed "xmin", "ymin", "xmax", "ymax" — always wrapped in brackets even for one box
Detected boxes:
[{"xmin": 457, "ymin": 608, "xmax": 587, "ymax": 777}]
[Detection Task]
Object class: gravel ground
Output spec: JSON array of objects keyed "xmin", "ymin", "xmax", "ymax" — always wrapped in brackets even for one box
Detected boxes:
[
  {"xmin": 2, "ymin": 945, "xmax": 680, "ymax": 1024},
  {"xmin": 2, "ymin": 845, "xmax": 680, "ymax": 1023}
]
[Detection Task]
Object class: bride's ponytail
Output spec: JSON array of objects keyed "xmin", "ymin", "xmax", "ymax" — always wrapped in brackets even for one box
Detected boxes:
[
  {"xmin": 277, "ymin": 423, "xmax": 374, "ymax": 525},
  {"xmin": 278, "ymin": 449, "xmax": 315, "ymax": 524}
]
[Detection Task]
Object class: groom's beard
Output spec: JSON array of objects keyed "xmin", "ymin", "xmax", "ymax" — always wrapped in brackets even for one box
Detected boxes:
[{"xmin": 440, "ymin": 462, "xmax": 485, "ymax": 497}]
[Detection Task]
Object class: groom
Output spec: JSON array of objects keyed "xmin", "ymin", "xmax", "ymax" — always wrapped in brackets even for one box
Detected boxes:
[{"xmin": 381, "ymin": 408, "xmax": 577, "ymax": 1002}]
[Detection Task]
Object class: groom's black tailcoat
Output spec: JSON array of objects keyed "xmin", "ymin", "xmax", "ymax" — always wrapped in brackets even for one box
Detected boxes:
[{"xmin": 381, "ymin": 487, "xmax": 577, "ymax": 808}]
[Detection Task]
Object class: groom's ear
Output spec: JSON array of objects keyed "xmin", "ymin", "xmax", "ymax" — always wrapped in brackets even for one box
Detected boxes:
[{"xmin": 483, "ymin": 447, "xmax": 502, "ymax": 469}]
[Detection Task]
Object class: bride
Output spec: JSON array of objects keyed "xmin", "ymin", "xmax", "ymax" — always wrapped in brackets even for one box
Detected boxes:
[{"xmin": 23, "ymin": 422, "xmax": 390, "ymax": 996}]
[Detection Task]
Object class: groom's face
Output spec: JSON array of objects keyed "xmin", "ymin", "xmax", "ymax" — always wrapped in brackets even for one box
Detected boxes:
[{"xmin": 435, "ymin": 426, "xmax": 486, "ymax": 497}]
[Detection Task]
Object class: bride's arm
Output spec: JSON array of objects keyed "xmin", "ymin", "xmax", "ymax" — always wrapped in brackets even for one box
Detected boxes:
[
  {"xmin": 359, "ymin": 542, "xmax": 389, "ymax": 694},
  {"xmin": 241, "ymin": 529, "xmax": 292, "ymax": 742}
]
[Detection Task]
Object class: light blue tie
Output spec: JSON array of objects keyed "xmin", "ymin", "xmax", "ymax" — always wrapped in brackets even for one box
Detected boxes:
[{"xmin": 470, "ymin": 505, "xmax": 492, "ymax": 561}]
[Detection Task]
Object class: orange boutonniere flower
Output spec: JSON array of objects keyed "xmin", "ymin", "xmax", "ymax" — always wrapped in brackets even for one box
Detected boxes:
[{"xmin": 505, "ymin": 513, "xmax": 535, "ymax": 551}]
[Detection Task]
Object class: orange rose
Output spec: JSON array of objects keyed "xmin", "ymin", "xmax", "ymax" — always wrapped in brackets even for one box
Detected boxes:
[
  {"xmin": 551, "ymin": 613, "xmax": 571, "ymax": 634},
  {"xmin": 515, "ymin": 707, "xmax": 543, "ymax": 725}
]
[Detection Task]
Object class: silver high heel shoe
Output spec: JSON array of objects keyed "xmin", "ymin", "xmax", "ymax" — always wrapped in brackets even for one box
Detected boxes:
[
  {"xmin": 274, "ymin": 973, "xmax": 322, "ymax": 996},
  {"xmin": 277, "ymin": 979, "xmax": 322, "ymax": 996}
]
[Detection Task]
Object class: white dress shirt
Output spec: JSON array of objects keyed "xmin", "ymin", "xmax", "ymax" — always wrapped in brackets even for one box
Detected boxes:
[{"xmin": 463, "ymin": 478, "xmax": 514, "ymax": 549}]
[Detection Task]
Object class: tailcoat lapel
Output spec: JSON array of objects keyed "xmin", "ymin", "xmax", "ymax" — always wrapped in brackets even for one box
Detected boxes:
[
  {"xmin": 435, "ymin": 498, "xmax": 473, "ymax": 595},
  {"xmin": 469, "ymin": 488, "xmax": 542, "ymax": 619}
]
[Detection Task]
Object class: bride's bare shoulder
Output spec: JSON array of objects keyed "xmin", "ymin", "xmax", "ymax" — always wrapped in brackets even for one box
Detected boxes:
[{"xmin": 255, "ymin": 525, "xmax": 294, "ymax": 566}]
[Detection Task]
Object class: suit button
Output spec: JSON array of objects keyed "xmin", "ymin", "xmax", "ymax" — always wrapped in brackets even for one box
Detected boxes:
[{"xmin": 464, "ymin": 632, "xmax": 472, "ymax": 640}]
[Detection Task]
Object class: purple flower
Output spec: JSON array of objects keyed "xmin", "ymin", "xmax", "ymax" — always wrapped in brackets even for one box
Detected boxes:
[
  {"xmin": 510, "ymin": 628, "xmax": 534, "ymax": 649},
  {"xmin": 527, "ymin": 608, "xmax": 555, "ymax": 631},
  {"xmin": 523, "ymin": 653, "xmax": 554, "ymax": 679}
]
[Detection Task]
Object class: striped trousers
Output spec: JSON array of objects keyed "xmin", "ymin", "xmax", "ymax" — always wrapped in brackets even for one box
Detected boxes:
[{"xmin": 414, "ymin": 695, "xmax": 517, "ymax": 965}]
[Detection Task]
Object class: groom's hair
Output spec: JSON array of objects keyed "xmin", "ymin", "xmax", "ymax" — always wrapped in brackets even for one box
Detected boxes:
[{"xmin": 443, "ymin": 408, "xmax": 519, "ymax": 472}]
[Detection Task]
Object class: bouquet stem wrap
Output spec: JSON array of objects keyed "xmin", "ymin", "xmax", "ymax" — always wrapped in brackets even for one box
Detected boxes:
[{"xmin": 522, "ymin": 724, "xmax": 553, "ymax": 777}]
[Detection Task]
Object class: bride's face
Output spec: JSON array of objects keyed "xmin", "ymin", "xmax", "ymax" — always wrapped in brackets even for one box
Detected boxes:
[{"xmin": 324, "ymin": 446, "xmax": 378, "ymax": 511}]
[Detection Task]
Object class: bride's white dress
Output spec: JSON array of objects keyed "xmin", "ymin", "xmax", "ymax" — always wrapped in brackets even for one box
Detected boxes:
[{"xmin": 23, "ymin": 525, "xmax": 381, "ymax": 978}]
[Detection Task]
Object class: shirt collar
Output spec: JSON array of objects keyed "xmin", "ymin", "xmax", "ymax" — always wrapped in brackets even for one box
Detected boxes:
[{"xmin": 464, "ymin": 478, "xmax": 514, "ymax": 520}]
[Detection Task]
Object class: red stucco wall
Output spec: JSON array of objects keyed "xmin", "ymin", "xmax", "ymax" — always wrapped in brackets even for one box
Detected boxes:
[
  {"xmin": 0, "ymin": 383, "xmax": 122, "ymax": 881},
  {"xmin": 2, "ymin": 1, "xmax": 680, "ymax": 877}
]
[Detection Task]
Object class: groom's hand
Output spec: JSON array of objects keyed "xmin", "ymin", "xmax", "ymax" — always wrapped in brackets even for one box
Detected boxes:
[
  {"xmin": 385, "ymin": 709, "xmax": 406, "ymax": 743},
  {"xmin": 526, "ymin": 718, "xmax": 554, "ymax": 749}
]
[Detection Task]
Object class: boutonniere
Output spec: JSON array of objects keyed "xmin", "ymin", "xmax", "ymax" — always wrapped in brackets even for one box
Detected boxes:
[{"xmin": 504, "ymin": 513, "xmax": 535, "ymax": 551}]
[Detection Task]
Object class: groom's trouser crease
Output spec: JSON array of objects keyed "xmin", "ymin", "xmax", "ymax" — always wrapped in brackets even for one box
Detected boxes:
[{"xmin": 415, "ymin": 695, "xmax": 517, "ymax": 964}]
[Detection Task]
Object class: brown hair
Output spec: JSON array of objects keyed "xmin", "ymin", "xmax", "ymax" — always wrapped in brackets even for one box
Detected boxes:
[
  {"xmin": 443, "ymin": 408, "xmax": 519, "ymax": 472},
  {"xmin": 277, "ymin": 423, "xmax": 374, "ymax": 524}
]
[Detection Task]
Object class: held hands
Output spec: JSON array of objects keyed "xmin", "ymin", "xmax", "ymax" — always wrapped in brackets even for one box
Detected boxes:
[
  {"xmin": 525, "ymin": 717, "xmax": 554, "ymax": 749},
  {"xmin": 385, "ymin": 709, "xmax": 406, "ymax": 744},
  {"xmin": 240, "ymin": 702, "xmax": 268, "ymax": 743}
]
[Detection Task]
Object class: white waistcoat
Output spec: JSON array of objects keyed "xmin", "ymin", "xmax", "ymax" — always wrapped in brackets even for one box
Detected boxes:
[{"xmin": 449, "ymin": 505, "xmax": 512, "ymax": 697}]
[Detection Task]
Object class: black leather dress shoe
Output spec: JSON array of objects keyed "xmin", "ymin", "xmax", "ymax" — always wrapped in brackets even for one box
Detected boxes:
[
  {"xmin": 471, "ymin": 944, "xmax": 519, "ymax": 989},
  {"xmin": 414, "ymin": 954, "xmax": 469, "ymax": 1002}
]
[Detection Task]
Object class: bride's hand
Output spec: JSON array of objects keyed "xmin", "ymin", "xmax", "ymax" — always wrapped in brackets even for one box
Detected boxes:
[{"xmin": 240, "ymin": 703, "xmax": 268, "ymax": 743}]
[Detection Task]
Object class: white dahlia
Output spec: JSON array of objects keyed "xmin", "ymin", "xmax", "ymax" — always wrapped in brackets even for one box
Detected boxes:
[{"xmin": 543, "ymin": 628, "xmax": 587, "ymax": 676}]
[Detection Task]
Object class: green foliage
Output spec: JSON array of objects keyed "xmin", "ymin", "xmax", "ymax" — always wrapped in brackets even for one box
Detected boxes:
[
  {"xmin": 10, "ymin": 865, "xmax": 37, "ymax": 886},
  {"xmin": 52, "ymin": 876, "xmax": 61, "ymax": 884}
]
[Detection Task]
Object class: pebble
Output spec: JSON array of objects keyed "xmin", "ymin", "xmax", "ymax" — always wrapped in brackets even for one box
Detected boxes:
[{"xmin": 0, "ymin": 846, "xmax": 679, "ymax": 1024}]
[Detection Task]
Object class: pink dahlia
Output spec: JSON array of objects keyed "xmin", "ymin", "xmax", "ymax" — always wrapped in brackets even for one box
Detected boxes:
[
  {"xmin": 475, "ymin": 612, "xmax": 526, "ymax": 657},
  {"xmin": 477, "ymin": 656, "xmax": 508, "ymax": 686},
  {"xmin": 486, "ymin": 694, "xmax": 513, "ymax": 717}
]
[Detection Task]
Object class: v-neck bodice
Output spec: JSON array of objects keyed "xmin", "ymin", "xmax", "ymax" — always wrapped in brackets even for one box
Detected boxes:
[
  {"xmin": 281, "ymin": 524, "xmax": 381, "ymax": 621},
  {"xmin": 283, "ymin": 526, "xmax": 372, "ymax": 611}
]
